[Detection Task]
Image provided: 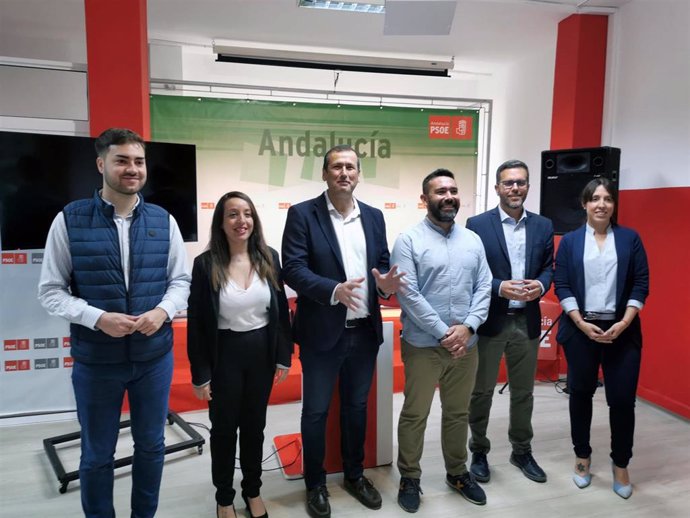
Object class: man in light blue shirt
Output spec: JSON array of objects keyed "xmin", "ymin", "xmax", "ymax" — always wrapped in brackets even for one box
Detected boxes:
[{"xmin": 392, "ymin": 169, "xmax": 492, "ymax": 513}]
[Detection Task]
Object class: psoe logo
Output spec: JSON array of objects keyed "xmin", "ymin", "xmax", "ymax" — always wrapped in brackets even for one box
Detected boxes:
[
  {"xmin": 428, "ymin": 116, "xmax": 474, "ymax": 140},
  {"xmin": 64, "ymin": 357, "xmax": 74, "ymax": 368},
  {"xmin": 4, "ymin": 360, "xmax": 30, "ymax": 371},
  {"xmin": 428, "ymin": 116, "xmax": 451, "ymax": 139}
]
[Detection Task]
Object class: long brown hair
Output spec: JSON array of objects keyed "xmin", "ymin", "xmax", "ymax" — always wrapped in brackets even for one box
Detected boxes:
[{"xmin": 207, "ymin": 191, "xmax": 278, "ymax": 291}]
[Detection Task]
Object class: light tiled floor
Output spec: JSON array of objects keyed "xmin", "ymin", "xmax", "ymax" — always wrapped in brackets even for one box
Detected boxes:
[{"xmin": 1, "ymin": 383, "xmax": 688, "ymax": 517}]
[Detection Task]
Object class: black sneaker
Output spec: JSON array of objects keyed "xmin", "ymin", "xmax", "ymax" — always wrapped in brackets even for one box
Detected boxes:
[
  {"xmin": 397, "ymin": 477, "xmax": 422, "ymax": 513},
  {"xmin": 446, "ymin": 472, "xmax": 487, "ymax": 506},
  {"xmin": 470, "ymin": 452, "xmax": 490, "ymax": 483},
  {"xmin": 510, "ymin": 452, "xmax": 547, "ymax": 483},
  {"xmin": 306, "ymin": 485, "xmax": 331, "ymax": 518}
]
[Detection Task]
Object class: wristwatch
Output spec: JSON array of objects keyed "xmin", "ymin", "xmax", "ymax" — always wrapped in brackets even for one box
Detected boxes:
[{"xmin": 464, "ymin": 324, "xmax": 475, "ymax": 335}]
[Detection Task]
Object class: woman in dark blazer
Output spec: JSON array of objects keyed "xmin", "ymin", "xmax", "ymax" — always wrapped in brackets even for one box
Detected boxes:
[
  {"xmin": 554, "ymin": 178, "xmax": 649, "ymax": 499},
  {"xmin": 187, "ymin": 191, "xmax": 292, "ymax": 518}
]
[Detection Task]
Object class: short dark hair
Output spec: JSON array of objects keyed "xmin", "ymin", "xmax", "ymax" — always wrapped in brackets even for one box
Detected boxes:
[
  {"xmin": 94, "ymin": 128, "xmax": 145, "ymax": 158},
  {"xmin": 496, "ymin": 159, "xmax": 529, "ymax": 184},
  {"xmin": 422, "ymin": 168, "xmax": 455, "ymax": 195},
  {"xmin": 322, "ymin": 145, "xmax": 360, "ymax": 171}
]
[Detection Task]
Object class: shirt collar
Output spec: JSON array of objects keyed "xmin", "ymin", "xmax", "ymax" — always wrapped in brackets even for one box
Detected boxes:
[
  {"xmin": 423, "ymin": 216, "xmax": 455, "ymax": 236},
  {"xmin": 498, "ymin": 205, "xmax": 526, "ymax": 224},
  {"xmin": 585, "ymin": 222, "xmax": 613, "ymax": 235},
  {"xmin": 324, "ymin": 191, "xmax": 360, "ymax": 219},
  {"xmin": 99, "ymin": 190, "xmax": 141, "ymax": 218}
]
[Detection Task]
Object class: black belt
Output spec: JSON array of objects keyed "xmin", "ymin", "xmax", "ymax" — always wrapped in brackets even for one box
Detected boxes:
[
  {"xmin": 506, "ymin": 307, "xmax": 525, "ymax": 316},
  {"xmin": 345, "ymin": 318, "xmax": 370, "ymax": 329},
  {"xmin": 583, "ymin": 311, "xmax": 616, "ymax": 321}
]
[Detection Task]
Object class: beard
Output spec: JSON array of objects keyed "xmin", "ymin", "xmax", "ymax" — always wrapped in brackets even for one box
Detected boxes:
[{"xmin": 429, "ymin": 199, "xmax": 459, "ymax": 222}]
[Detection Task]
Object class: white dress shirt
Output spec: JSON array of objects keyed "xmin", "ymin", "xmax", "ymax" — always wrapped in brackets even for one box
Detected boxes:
[{"xmin": 324, "ymin": 192, "xmax": 370, "ymax": 320}]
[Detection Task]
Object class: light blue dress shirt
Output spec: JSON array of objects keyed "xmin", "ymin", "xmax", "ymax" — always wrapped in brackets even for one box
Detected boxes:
[
  {"xmin": 391, "ymin": 217, "xmax": 492, "ymax": 348},
  {"xmin": 498, "ymin": 206, "xmax": 527, "ymax": 309},
  {"xmin": 560, "ymin": 224, "xmax": 644, "ymax": 314}
]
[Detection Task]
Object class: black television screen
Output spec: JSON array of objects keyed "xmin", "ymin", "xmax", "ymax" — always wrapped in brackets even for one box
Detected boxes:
[{"xmin": 0, "ymin": 131, "xmax": 198, "ymax": 250}]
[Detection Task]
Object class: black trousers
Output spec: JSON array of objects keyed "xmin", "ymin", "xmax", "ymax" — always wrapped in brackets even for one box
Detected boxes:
[
  {"xmin": 563, "ymin": 321, "xmax": 642, "ymax": 468},
  {"xmin": 209, "ymin": 327, "xmax": 275, "ymax": 506}
]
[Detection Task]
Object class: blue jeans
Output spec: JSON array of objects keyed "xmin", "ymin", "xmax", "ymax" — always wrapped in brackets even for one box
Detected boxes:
[
  {"xmin": 300, "ymin": 326, "xmax": 378, "ymax": 489},
  {"xmin": 72, "ymin": 350, "xmax": 173, "ymax": 518}
]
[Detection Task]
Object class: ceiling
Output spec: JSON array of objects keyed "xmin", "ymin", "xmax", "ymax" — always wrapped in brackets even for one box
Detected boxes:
[
  {"xmin": 1, "ymin": 0, "xmax": 632, "ymax": 72},
  {"xmin": 145, "ymin": 0, "xmax": 631, "ymax": 70}
]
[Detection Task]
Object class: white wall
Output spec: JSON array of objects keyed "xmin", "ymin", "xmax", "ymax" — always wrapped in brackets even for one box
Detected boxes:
[{"xmin": 606, "ymin": 0, "xmax": 690, "ymax": 190}]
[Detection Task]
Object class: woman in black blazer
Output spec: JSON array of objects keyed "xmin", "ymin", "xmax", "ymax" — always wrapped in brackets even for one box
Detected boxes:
[
  {"xmin": 554, "ymin": 178, "xmax": 649, "ymax": 499},
  {"xmin": 187, "ymin": 192, "xmax": 292, "ymax": 518}
]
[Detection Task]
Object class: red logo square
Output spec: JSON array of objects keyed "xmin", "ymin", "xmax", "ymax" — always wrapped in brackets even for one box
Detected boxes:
[
  {"xmin": 1, "ymin": 253, "xmax": 15, "ymax": 264},
  {"xmin": 64, "ymin": 357, "xmax": 74, "ymax": 368},
  {"xmin": 17, "ymin": 339, "xmax": 29, "ymax": 350},
  {"xmin": 451, "ymin": 116, "xmax": 473, "ymax": 140},
  {"xmin": 428, "ymin": 116, "xmax": 451, "ymax": 139},
  {"xmin": 4, "ymin": 340, "xmax": 17, "ymax": 351},
  {"xmin": 63, "ymin": 337, "xmax": 71, "ymax": 348}
]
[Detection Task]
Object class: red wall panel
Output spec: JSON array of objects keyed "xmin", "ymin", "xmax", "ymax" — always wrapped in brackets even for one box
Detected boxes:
[{"xmin": 619, "ymin": 187, "xmax": 690, "ymax": 418}]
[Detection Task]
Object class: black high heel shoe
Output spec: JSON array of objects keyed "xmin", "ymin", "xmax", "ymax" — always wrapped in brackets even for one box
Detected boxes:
[{"xmin": 242, "ymin": 493, "xmax": 268, "ymax": 518}]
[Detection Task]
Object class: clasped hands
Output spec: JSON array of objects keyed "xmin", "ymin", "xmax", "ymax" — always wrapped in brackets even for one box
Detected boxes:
[
  {"xmin": 577, "ymin": 320, "xmax": 629, "ymax": 343},
  {"xmin": 334, "ymin": 265, "xmax": 406, "ymax": 311},
  {"xmin": 440, "ymin": 325, "xmax": 472, "ymax": 359},
  {"xmin": 500, "ymin": 279, "xmax": 542, "ymax": 302},
  {"xmin": 95, "ymin": 307, "xmax": 168, "ymax": 338}
]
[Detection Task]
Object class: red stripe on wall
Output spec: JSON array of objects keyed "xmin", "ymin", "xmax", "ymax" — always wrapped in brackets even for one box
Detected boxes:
[
  {"xmin": 550, "ymin": 14, "xmax": 608, "ymax": 149},
  {"xmin": 619, "ymin": 187, "xmax": 690, "ymax": 419},
  {"xmin": 84, "ymin": 0, "xmax": 151, "ymax": 139}
]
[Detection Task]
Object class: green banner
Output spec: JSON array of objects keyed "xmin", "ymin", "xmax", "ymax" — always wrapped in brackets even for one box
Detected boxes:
[{"xmin": 150, "ymin": 95, "xmax": 479, "ymax": 254}]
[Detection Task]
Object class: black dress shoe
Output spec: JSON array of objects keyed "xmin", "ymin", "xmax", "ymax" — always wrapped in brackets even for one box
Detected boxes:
[
  {"xmin": 470, "ymin": 452, "xmax": 490, "ymax": 483},
  {"xmin": 510, "ymin": 452, "xmax": 547, "ymax": 483},
  {"xmin": 306, "ymin": 485, "xmax": 331, "ymax": 518},
  {"xmin": 344, "ymin": 476, "xmax": 382, "ymax": 510}
]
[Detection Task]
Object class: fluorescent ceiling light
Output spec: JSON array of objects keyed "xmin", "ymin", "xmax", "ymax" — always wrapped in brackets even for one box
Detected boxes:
[{"xmin": 298, "ymin": 1, "xmax": 386, "ymax": 13}]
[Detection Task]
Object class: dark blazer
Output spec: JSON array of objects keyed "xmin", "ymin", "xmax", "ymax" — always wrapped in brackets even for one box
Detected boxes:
[
  {"xmin": 466, "ymin": 208, "xmax": 554, "ymax": 339},
  {"xmin": 186, "ymin": 248, "xmax": 293, "ymax": 387},
  {"xmin": 281, "ymin": 193, "xmax": 390, "ymax": 352},
  {"xmin": 554, "ymin": 224, "xmax": 649, "ymax": 344}
]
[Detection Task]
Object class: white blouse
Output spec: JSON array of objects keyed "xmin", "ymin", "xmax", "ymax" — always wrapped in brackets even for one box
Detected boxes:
[{"xmin": 217, "ymin": 272, "xmax": 270, "ymax": 332}]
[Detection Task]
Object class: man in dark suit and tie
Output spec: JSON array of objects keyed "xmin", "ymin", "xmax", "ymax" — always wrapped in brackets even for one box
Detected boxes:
[
  {"xmin": 282, "ymin": 145, "xmax": 403, "ymax": 518},
  {"xmin": 466, "ymin": 160, "xmax": 554, "ymax": 484}
]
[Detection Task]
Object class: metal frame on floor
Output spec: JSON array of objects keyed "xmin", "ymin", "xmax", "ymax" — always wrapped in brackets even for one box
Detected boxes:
[{"xmin": 43, "ymin": 411, "xmax": 205, "ymax": 494}]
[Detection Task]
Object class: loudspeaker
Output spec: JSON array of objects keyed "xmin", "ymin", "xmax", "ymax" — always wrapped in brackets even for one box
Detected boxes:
[{"xmin": 540, "ymin": 146, "xmax": 620, "ymax": 234}]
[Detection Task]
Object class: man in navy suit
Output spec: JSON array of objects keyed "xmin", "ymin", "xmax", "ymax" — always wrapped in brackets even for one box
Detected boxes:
[
  {"xmin": 282, "ymin": 145, "xmax": 403, "ymax": 518},
  {"xmin": 466, "ymin": 160, "xmax": 554, "ymax": 484}
]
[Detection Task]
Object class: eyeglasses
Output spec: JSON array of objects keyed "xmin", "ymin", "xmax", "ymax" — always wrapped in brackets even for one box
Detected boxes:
[{"xmin": 499, "ymin": 180, "xmax": 528, "ymax": 188}]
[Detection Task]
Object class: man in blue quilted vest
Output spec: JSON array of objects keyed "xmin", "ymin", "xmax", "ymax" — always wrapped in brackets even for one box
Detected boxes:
[{"xmin": 38, "ymin": 127, "xmax": 191, "ymax": 518}]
